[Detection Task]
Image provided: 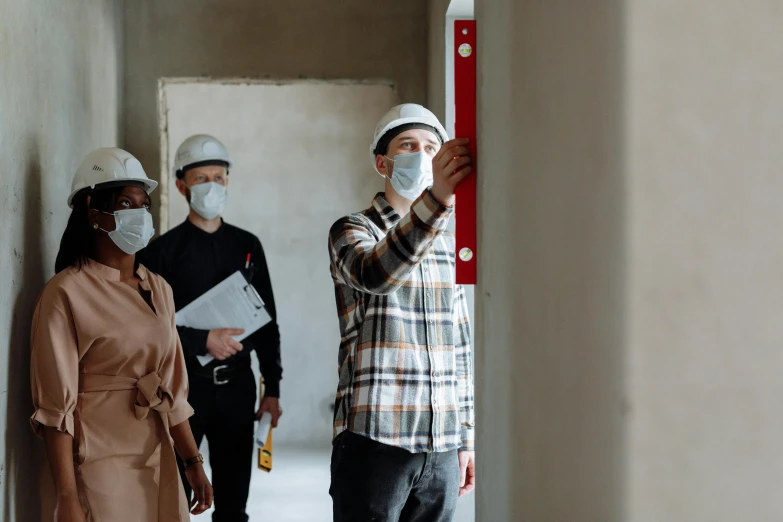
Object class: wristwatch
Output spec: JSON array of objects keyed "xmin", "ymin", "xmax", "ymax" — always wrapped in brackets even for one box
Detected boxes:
[{"xmin": 183, "ymin": 454, "xmax": 204, "ymax": 469}]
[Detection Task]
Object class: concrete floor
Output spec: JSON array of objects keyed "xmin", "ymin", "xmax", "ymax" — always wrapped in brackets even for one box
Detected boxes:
[{"xmin": 192, "ymin": 445, "xmax": 475, "ymax": 522}]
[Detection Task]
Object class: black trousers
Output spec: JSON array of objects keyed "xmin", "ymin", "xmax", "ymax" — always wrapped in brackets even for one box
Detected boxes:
[
  {"xmin": 179, "ymin": 365, "xmax": 256, "ymax": 522},
  {"xmin": 330, "ymin": 431, "xmax": 460, "ymax": 522}
]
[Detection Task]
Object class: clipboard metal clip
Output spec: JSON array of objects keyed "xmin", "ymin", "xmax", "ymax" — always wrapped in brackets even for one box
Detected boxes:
[{"xmin": 243, "ymin": 285, "xmax": 266, "ymax": 311}]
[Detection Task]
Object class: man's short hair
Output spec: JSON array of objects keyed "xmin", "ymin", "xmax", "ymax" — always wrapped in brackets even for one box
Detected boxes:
[{"xmin": 372, "ymin": 123, "xmax": 443, "ymax": 158}]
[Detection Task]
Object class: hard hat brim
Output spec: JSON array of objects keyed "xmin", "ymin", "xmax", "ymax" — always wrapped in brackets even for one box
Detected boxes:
[
  {"xmin": 67, "ymin": 178, "xmax": 158, "ymax": 208},
  {"xmin": 172, "ymin": 159, "xmax": 233, "ymax": 179}
]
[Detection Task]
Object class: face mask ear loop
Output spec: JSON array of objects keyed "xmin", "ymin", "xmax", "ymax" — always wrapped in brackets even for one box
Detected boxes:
[
  {"xmin": 374, "ymin": 156, "xmax": 393, "ymax": 179},
  {"xmin": 89, "ymin": 208, "xmax": 114, "ymax": 234}
]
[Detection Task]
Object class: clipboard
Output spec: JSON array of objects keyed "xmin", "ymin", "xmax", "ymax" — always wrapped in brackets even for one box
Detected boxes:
[{"xmin": 174, "ymin": 270, "xmax": 272, "ymax": 366}]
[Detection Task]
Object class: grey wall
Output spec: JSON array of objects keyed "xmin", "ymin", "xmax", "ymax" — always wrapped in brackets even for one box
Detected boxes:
[
  {"xmin": 626, "ymin": 0, "xmax": 783, "ymax": 519},
  {"xmin": 476, "ymin": 0, "xmax": 783, "ymax": 520},
  {"xmin": 427, "ymin": 0, "xmax": 450, "ymax": 123},
  {"xmin": 0, "ymin": 1, "xmax": 124, "ymax": 520},
  {"xmin": 476, "ymin": 0, "xmax": 627, "ymax": 520},
  {"xmin": 124, "ymin": 0, "xmax": 429, "ymax": 228}
]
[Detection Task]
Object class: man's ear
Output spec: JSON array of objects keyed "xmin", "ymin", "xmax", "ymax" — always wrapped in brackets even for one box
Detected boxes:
[
  {"xmin": 375, "ymin": 155, "xmax": 390, "ymax": 177},
  {"xmin": 175, "ymin": 178, "xmax": 188, "ymax": 197}
]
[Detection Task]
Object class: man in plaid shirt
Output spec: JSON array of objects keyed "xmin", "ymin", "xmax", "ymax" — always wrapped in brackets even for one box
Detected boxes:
[{"xmin": 328, "ymin": 104, "xmax": 476, "ymax": 522}]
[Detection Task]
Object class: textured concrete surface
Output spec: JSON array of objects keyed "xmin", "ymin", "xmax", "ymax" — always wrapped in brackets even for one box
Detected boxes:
[
  {"xmin": 124, "ymin": 0, "xmax": 429, "ymax": 231},
  {"xmin": 475, "ymin": 0, "xmax": 626, "ymax": 520},
  {"xmin": 626, "ymin": 1, "xmax": 783, "ymax": 520},
  {"xmin": 0, "ymin": 1, "xmax": 123, "ymax": 521},
  {"xmin": 475, "ymin": 0, "xmax": 783, "ymax": 520}
]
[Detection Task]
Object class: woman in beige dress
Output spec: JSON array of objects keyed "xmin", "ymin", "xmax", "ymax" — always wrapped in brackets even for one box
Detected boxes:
[{"xmin": 30, "ymin": 148, "xmax": 213, "ymax": 521}]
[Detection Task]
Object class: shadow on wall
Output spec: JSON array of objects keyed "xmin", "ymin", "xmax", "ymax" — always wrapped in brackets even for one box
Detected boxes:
[{"xmin": 3, "ymin": 136, "xmax": 46, "ymax": 522}]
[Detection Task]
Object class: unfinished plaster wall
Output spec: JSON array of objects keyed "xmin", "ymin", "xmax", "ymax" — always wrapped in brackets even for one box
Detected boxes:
[
  {"xmin": 427, "ymin": 0, "xmax": 451, "ymax": 123},
  {"xmin": 475, "ymin": 0, "xmax": 627, "ymax": 519},
  {"xmin": 626, "ymin": 1, "xmax": 783, "ymax": 519},
  {"xmin": 475, "ymin": 0, "xmax": 783, "ymax": 520},
  {"xmin": 124, "ymin": 0, "xmax": 429, "ymax": 227},
  {"xmin": 0, "ymin": 1, "xmax": 124, "ymax": 519}
]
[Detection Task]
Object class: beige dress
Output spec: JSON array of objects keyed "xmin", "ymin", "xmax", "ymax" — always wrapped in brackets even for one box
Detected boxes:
[{"xmin": 30, "ymin": 260, "xmax": 194, "ymax": 522}]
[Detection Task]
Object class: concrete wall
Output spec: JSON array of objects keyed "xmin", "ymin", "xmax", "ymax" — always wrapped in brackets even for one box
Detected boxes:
[
  {"xmin": 161, "ymin": 80, "xmax": 396, "ymax": 447},
  {"xmin": 476, "ymin": 0, "xmax": 783, "ymax": 521},
  {"xmin": 626, "ymin": 1, "xmax": 783, "ymax": 520},
  {"xmin": 0, "ymin": 1, "xmax": 124, "ymax": 520},
  {"xmin": 427, "ymin": 0, "xmax": 450, "ymax": 123},
  {"xmin": 475, "ymin": 0, "xmax": 627, "ymax": 520},
  {"xmin": 124, "ymin": 0, "xmax": 429, "ymax": 229}
]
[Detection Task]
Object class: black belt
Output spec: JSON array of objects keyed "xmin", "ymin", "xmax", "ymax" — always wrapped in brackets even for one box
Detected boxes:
[{"xmin": 188, "ymin": 360, "xmax": 249, "ymax": 386}]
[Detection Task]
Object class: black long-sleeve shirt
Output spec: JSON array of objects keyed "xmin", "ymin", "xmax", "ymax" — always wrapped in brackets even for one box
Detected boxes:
[{"xmin": 138, "ymin": 219, "xmax": 282, "ymax": 397}]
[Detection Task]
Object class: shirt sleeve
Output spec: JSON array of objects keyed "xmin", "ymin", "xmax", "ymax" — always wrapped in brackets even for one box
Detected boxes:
[
  {"xmin": 175, "ymin": 326, "xmax": 210, "ymax": 357},
  {"xmin": 328, "ymin": 191, "xmax": 453, "ymax": 296},
  {"xmin": 29, "ymin": 285, "xmax": 79, "ymax": 438},
  {"xmin": 248, "ymin": 237, "xmax": 282, "ymax": 398},
  {"xmin": 453, "ymin": 284, "xmax": 475, "ymax": 451},
  {"xmin": 160, "ymin": 282, "xmax": 195, "ymax": 428}
]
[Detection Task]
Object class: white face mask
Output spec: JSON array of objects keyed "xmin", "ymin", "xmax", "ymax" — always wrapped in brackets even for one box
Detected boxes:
[
  {"xmin": 385, "ymin": 151, "xmax": 434, "ymax": 201},
  {"xmin": 189, "ymin": 182, "xmax": 227, "ymax": 220},
  {"xmin": 98, "ymin": 208, "xmax": 155, "ymax": 255}
]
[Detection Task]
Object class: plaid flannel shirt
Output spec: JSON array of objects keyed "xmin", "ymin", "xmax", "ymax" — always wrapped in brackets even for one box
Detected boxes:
[{"xmin": 328, "ymin": 191, "xmax": 475, "ymax": 453}]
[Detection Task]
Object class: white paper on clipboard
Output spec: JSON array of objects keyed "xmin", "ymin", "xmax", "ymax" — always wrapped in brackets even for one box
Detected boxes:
[{"xmin": 175, "ymin": 271, "xmax": 272, "ymax": 366}]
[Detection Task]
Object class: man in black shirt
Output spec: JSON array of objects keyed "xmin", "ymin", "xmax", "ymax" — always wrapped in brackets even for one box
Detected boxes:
[{"xmin": 139, "ymin": 134, "xmax": 282, "ymax": 522}]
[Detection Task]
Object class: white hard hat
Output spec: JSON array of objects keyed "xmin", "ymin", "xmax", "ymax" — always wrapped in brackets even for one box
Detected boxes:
[
  {"xmin": 370, "ymin": 104, "xmax": 449, "ymax": 167},
  {"xmin": 68, "ymin": 148, "xmax": 157, "ymax": 208},
  {"xmin": 173, "ymin": 134, "xmax": 233, "ymax": 178}
]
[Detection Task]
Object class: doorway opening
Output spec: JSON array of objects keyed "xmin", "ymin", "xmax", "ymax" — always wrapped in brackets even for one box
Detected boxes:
[{"xmin": 159, "ymin": 78, "xmax": 395, "ymax": 521}]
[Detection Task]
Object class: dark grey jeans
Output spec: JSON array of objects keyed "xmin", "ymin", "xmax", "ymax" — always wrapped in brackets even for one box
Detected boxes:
[{"xmin": 330, "ymin": 431, "xmax": 460, "ymax": 522}]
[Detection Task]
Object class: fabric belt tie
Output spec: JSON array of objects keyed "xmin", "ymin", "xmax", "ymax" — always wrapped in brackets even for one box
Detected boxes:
[{"xmin": 79, "ymin": 373, "xmax": 182, "ymax": 521}]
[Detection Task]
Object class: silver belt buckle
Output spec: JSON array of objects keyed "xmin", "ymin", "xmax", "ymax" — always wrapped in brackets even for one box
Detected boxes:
[{"xmin": 213, "ymin": 365, "xmax": 230, "ymax": 386}]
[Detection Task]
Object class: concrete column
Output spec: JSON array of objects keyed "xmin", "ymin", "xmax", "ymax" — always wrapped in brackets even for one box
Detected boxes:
[
  {"xmin": 476, "ymin": 0, "xmax": 627, "ymax": 520},
  {"xmin": 427, "ymin": 0, "xmax": 450, "ymax": 122},
  {"xmin": 626, "ymin": 1, "xmax": 783, "ymax": 520},
  {"xmin": 477, "ymin": 0, "xmax": 783, "ymax": 520}
]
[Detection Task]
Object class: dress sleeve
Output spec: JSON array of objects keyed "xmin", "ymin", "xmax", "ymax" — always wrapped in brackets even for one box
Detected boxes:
[
  {"xmin": 30, "ymin": 285, "xmax": 79, "ymax": 438},
  {"xmin": 159, "ymin": 282, "xmax": 195, "ymax": 428}
]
